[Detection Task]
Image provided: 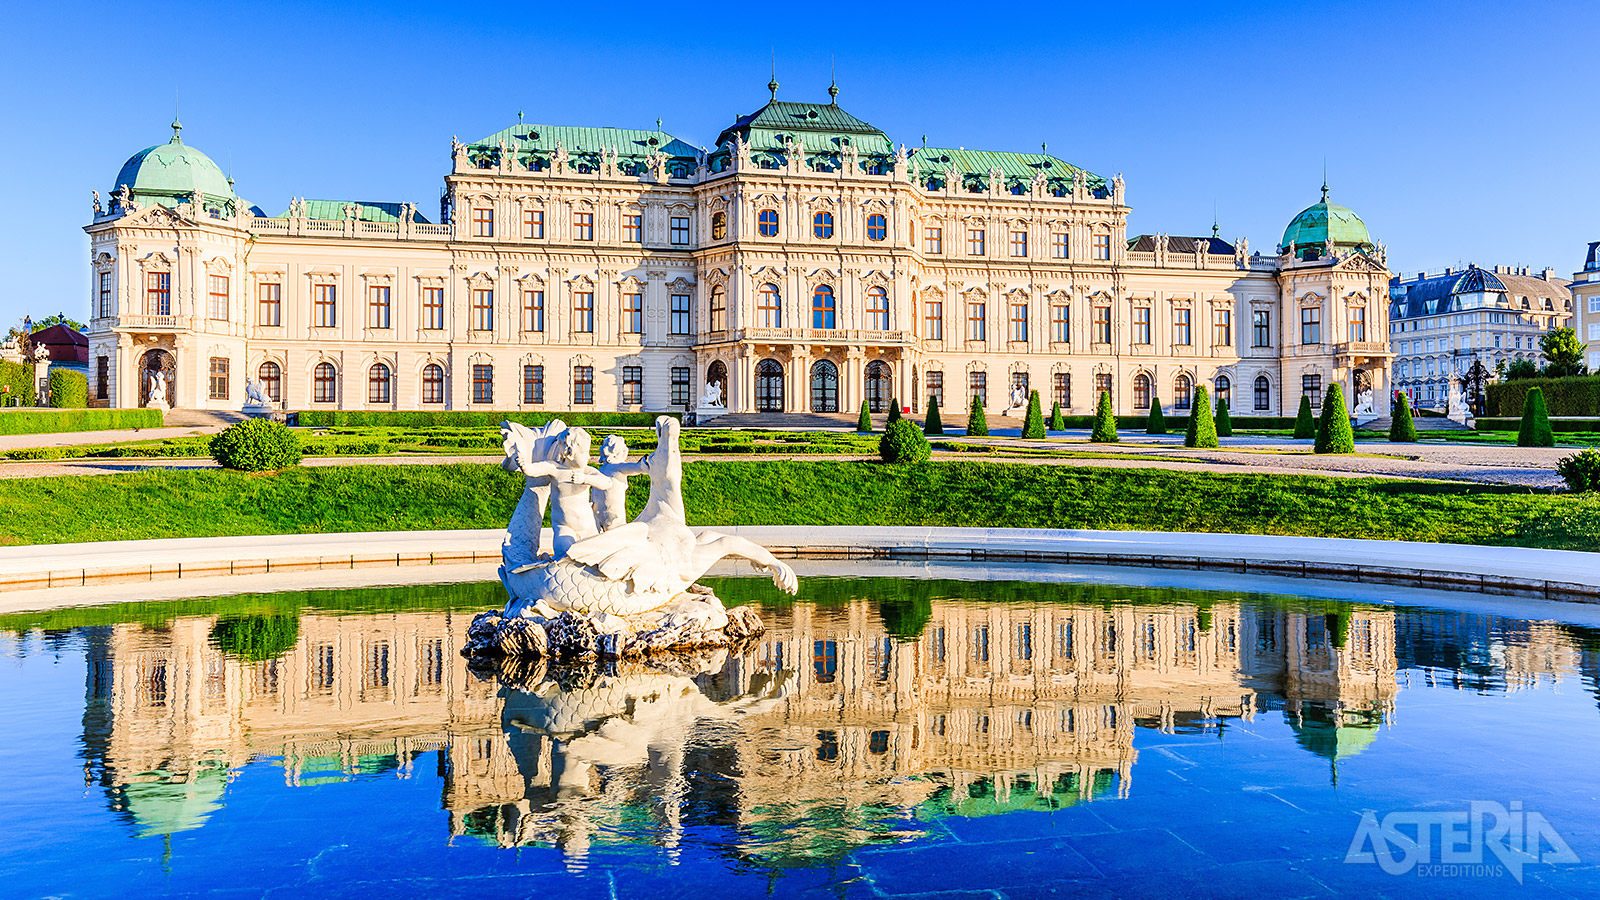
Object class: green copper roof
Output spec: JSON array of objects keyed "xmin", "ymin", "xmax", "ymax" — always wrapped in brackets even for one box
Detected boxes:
[
  {"xmin": 112, "ymin": 121, "xmax": 236, "ymax": 205},
  {"xmin": 269, "ymin": 199, "xmax": 430, "ymax": 223},
  {"xmin": 467, "ymin": 122, "xmax": 701, "ymax": 175},
  {"xmin": 716, "ymin": 99, "xmax": 890, "ymax": 147},
  {"xmin": 910, "ymin": 146, "xmax": 1107, "ymax": 196},
  {"xmin": 1280, "ymin": 189, "xmax": 1373, "ymax": 255}
]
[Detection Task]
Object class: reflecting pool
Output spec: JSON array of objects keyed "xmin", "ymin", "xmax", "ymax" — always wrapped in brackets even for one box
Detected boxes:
[{"xmin": 3, "ymin": 572, "xmax": 1599, "ymax": 899}]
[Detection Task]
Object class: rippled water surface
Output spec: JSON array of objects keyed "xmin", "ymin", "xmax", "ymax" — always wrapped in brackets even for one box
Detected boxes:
[{"xmin": 3, "ymin": 573, "xmax": 1599, "ymax": 899}]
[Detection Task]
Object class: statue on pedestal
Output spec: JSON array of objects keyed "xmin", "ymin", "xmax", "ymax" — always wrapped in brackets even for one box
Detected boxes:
[{"xmin": 145, "ymin": 370, "xmax": 168, "ymax": 410}]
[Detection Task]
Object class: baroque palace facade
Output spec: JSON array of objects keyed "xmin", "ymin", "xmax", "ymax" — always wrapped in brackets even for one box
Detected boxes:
[{"xmin": 85, "ymin": 87, "xmax": 1393, "ymax": 417}]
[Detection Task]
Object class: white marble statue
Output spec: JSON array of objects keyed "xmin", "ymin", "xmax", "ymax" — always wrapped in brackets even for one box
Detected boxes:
[
  {"xmin": 145, "ymin": 370, "xmax": 168, "ymax": 409},
  {"xmin": 1010, "ymin": 384, "xmax": 1027, "ymax": 409},
  {"xmin": 592, "ymin": 434, "xmax": 633, "ymax": 531},
  {"xmin": 499, "ymin": 416, "xmax": 797, "ymax": 620},
  {"xmin": 244, "ymin": 377, "xmax": 271, "ymax": 408},
  {"xmin": 1354, "ymin": 388, "xmax": 1375, "ymax": 416},
  {"xmin": 697, "ymin": 380, "xmax": 724, "ymax": 409}
]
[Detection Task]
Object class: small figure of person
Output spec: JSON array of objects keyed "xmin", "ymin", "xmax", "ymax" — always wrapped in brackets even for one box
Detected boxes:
[{"xmin": 592, "ymin": 434, "xmax": 634, "ymax": 532}]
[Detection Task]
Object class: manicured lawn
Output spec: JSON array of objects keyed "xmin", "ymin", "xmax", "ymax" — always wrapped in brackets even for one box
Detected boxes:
[{"xmin": 3, "ymin": 460, "xmax": 1596, "ymax": 550}]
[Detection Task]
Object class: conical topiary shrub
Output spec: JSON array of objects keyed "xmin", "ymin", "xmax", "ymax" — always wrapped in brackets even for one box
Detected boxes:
[
  {"xmin": 1049, "ymin": 400, "xmax": 1066, "ymax": 431},
  {"xmin": 1090, "ymin": 390, "xmax": 1118, "ymax": 443},
  {"xmin": 1518, "ymin": 386, "xmax": 1555, "ymax": 447},
  {"xmin": 1314, "ymin": 384, "xmax": 1354, "ymax": 454},
  {"xmin": 924, "ymin": 395, "xmax": 944, "ymax": 435},
  {"xmin": 857, "ymin": 400, "xmax": 872, "ymax": 433},
  {"xmin": 1021, "ymin": 390, "xmax": 1046, "ymax": 438},
  {"xmin": 1390, "ymin": 392, "xmax": 1418, "ymax": 442},
  {"xmin": 1145, "ymin": 396, "xmax": 1167, "ymax": 434},
  {"xmin": 887, "ymin": 399, "xmax": 902, "ymax": 428},
  {"xmin": 1184, "ymin": 387, "xmax": 1218, "ymax": 448},
  {"xmin": 967, "ymin": 394, "xmax": 988, "ymax": 436},
  {"xmin": 1215, "ymin": 398, "xmax": 1232, "ymax": 437},
  {"xmin": 1293, "ymin": 394, "xmax": 1316, "ymax": 439}
]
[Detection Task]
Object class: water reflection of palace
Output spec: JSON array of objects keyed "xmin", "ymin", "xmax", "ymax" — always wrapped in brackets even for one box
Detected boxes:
[{"xmin": 72, "ymin": 592, "xmax": 1596, "ymax": 861}]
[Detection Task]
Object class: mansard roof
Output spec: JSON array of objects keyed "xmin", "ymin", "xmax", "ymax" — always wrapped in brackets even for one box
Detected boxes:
[
  {"xmin": 467, "ymin": 122, "xmax": 701, "ymax": 171},
  {"xmin": 715, "ymin": 99, "xmax": 891, "ymax": 148},
  {"xmin": 1127, "ymin": 235, "xmax": 1235, "ymax": 255},
  {"xmin": 268, "ymin": 200, "xmax": 430, "ymax": 223},
  {"xmin": 1390, "ymin": 264, "xmax": 1572, "ymax": 318},
  {"xmin": 907, "ymin": 146, "xmax": 1108, "ymax": 197}
]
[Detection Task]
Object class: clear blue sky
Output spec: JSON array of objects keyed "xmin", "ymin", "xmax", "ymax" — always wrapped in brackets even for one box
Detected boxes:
[{"xmin": 3, "ymin": 0, "xmax": 1596, "ymax": 327}]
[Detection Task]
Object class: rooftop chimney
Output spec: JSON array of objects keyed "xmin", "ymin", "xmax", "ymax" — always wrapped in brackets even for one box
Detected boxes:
[{"xmin": 1543, "ymin": 267, "xmax": 1557, "ymax": 281}]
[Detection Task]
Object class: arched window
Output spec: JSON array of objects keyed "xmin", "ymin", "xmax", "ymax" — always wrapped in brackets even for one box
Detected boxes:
[
  {"xmin": 865, "ymin": 360, "xmax": 892, "ymax": 412},
  {"xmin": 258, "ymin": 361, "xmax": 281, "ymax": 402},
  {"xmin": 866, "ymin": 287, "xmax": 889, "ymax": 330},
  {"xmin": 1214, "ymin": 375, "xmax": 1231, "ymax": 406},
  {"xmin": 757, "ymin": 284, "xmax": 782, "ymax": 327},
  {"xmin": 1173, "ymin": 374, "xmax": 1192, "ymax": 410},
  {"xmin": 422, "ymin": 364, "xmax": 445, "ymax": 404},
  {"xmin": 711, "ymin": 210, "xmax": 727, "ymax": 241},
  {"xmin": 758, "ymin": 209, "xmax": 779, "ymax": 237},
  {"xmin": 812, "ymin": 211, "xmax": 834, "ymax": 239},
  {"xmin": 709, "ymin": 286, "xmax": 727, "ymax": 331},
  {"xmin": 812, "ymin": 285, "xmax": 836, "ymax": 329},
  {"xmin": 810, "ymin": 360, "xmax": 839, "ymax": 412},
  {"xmin": 1253, "ymin": 375, "xmax": 1270, "ymax": 411},
  {"xmin": 755, "ymin": 359, "xmax": 784, "ymax": 412},
  {"xmin": 368, "ymin": 363, "xmax": 392, "ymax": 404},
  {"xmin": 1133, "ymin": 373, "xmax": 1151, "ymax": 410},
  {"xmin": 866, "ymin": 213, "xmax": 887, "ymax": 241},
  {"xmin": 313, "ymin": 361, "xmax": 337, "ymax": 403}
]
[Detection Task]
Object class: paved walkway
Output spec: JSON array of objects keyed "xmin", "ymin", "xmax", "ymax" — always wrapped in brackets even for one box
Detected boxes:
[{"xmin": 0, "ymin": 424, "xmax": 223, "ymax": 450}]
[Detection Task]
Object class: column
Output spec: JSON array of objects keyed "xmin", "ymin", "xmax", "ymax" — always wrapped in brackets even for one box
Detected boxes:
[{"xmin": 791, "ymin": 347, "xmax": 810, "ymax": 413}]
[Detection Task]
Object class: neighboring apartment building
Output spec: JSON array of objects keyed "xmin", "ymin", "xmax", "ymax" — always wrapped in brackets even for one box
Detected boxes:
[
  {"xmin": 1569, "ymin": 242, "xmax": 1600, "ymax": 371},
  {"xmin": 1388, "ymin": 265, "xmax": 1573, "ymax": 408},
  {"xmin": 84, "ymin": 87, "xmax": 1392, "ymax": 417}
]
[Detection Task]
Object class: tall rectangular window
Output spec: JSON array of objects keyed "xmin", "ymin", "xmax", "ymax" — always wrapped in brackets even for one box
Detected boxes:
[
  {"xmin": 1252, "ymin": 310, "xmax": 1271, "ymax": 347},
  {"xmin": 472, "ymin": 289, "xmax": 494, "ymax": 331},
  {"xmin": 1348, "ymin": 307, "xmax": 1367, "ymax": 342},
  {"xmin": 313, "ymin": 284, "xmax": 336, "ymax": 327},
  {"xmin": 924, "ymin": 227, "xmax": 942, "ymax": 254},
  {"xmin": 523, "ymin": 290, "xmax": 544, "ymax": 332},
  {"xmin": 147, "ymin": 272, "xmax": 170, "ymax": 315},
  {"xmin": 472, "ymin": 207, "xmax": 494, "ymax": 237},
  {"xmin": 926, "ymin": 371, "xmax": 944, "ymax": 406},
  {"xmin": 1092, "ymin": 306, "xmax": 1111, "ymax": 344},
  {"xmin": 98, "ymin": 273, "xmax": 112, "ymax": 318},
  {"xmin": 670, "ymin": 294, "xmax": 692, "ymax": 335},
  {"xmin": 1301, "ymin": 307, "xmax": 1322, "ymax": 344},
  {"xmin": 967, "ymin": 301, "xmax": 986, "ymax": 341},
  {"xmin": 523, "ymin": 364, "xmax": 544, "ymax": 404},
  {"xmin": 867, "ymin": 290, "xmax": 890, "ymax": 331},
  {"xmin": 1133, "ymin": 307, "xmax": 1151, "ymax": 344},
  {"xmin": 1092, "ymin": 233, "xmax": 1111, "ymax": 260},
  {"xmin": 1009, "ymin": 301, "xmax": 1029, "ymax": 342},
  {"xmin": 1010, "ymin": 230, "xmax": 1028, "ymax": 257},
  {"xmin": 924, "ymin": 299, "xmax": 943, "ymax": 339},
  {"xmin": 967, "ymin": 228, "xmax": 986, "ymax": 256},
  {"xmin": 621, "ymin": 365, "xmax": 642, "ymax": 404},
  {"xmin": 710, "ymin": 289, "xmax": 727, "ymax": 331},
  {"xmin": 573, "ymin": 365, "xmax": 594, "ymax": 404},
  {"xmin": 423, "ymin": 287, "xmax": 445, "ymax": 330},
  {"xmin": 1212, "ymin": 308, "xmax": 1232, "ymax": 346},
  {"xmin": 574, "ymin": 212, "xmax": 594, "ymax": 241},
  {"xmin": 368, "ymin": 285, "xmax": 390, "ymax": 328},
  {"xmin": 670, "ymin": 216, "xmax": 689, "ymax": 245},
  {"xmin": 206, "ymin": 275, "xmax": 229, "ymax": 320},
  {"xmin": 622, "ymin": 292, "xmax": 643, "ymax": 334},
  {"xmin": 671, "ymin": 366, "xmax": 692, "ymax": 407},
  {"xmin": 1173, "ymin": 307, "xmax": 1191, "ymax": 345},
  {"xmin": 96, "ymin": 356, "xmax": 109, "ymax": 400},
  {"xmin": 257, "ymin": 283, "xmax": 281, "ymax": 326},
  {"xmin": 757, "ymin": 286, "xmax": 782, "ymax": 327},
  {"xmin": 624, "ymin": 214, "xmax": 642, "ymax": 243},
  {"xmin": 1095, "ymin": 372, "xmax": 1112, "ymax": 399},
  {"xmin": 1052, "ymin": 303, "xmax": 1070, "ymax": 343},
  {"xmin": 523, "ymin": 209, "xmax": 544, "ymax": 238},
  {"xmin": 471, "ymin": 364, "xmax": 493, "ymax": 404},
  {"xmin": 1302, "ymin": 373, "xmax": 1322, "ymax": 409},
  {"xmin": 208, "ymin": 357, "xmax": 229, "ymax": 400},
  {"xmin": 969, "ymin": 371, "xmax": 987, "ymax": 406},
  {"xmin": 1053, "ymin": 372, "xmax": 1070, "ymax": 408},
  {"xmin": 1051, "ymin": 232, "xmax": 1068, "ymax": 258},
  {"xmin": 573, "ymin": 292, "xmax": 594, "ymax": 332}
]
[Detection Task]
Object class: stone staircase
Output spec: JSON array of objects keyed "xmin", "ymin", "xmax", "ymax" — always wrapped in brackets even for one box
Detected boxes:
[
  {"xmin": 696, "ymin": 411, "xmax": 861, "ymax": 430},
  {"xmin": 1359, "ymin": 416, "xmax": 1473, "ymax": 432},
  {"xmin": 161, "ymin": 409, "xmax": 248, "ymax": 429}
]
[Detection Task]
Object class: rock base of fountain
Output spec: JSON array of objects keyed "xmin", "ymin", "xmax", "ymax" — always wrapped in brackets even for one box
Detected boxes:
[{"xmin": 462, "ymin": 584, "xmax": 764, "ymax": 661}]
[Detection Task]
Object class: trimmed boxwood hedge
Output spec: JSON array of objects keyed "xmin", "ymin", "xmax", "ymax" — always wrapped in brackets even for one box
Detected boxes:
[
  {"xmin": 47, "ymin": 370, "xmax": 87, "ymax": 409},
  {"xmin": 0, "ymin": 408, "xmax": 163, "ymax": 435},
  {"xmin": 1476, "ymin": 417, "xmax": 1600, "ymax": 433},
  {"xmin": 1487, "ymin": 375, "xmax": 1600, "ymax": 417},
  {"xmin": 0, "ymin": 360, "xmax": 34, "ymax": 407},
  {"xmin": 295, "ymin": 410, "xmax": 679, "ymax": 427}
]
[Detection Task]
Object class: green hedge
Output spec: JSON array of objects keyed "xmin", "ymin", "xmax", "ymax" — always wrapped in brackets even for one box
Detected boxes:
[
  {"xmin": 0, "ymin": 408, "xmax": 163, "ymax": 435},
  {"xmin": 1487, "ymin": 375, "xmax": 1600, "ymax": 417},
  {"xmin": 47, "ymin": 370, "xmax": 87, "ymax": 409},
  {"xmin": 1475, "ymin": 417, "xmax": 1600, "ymax": 433},
  {"xmin": 1045, "ymin": 414, "xmax": 1297, "ymax": 431},
  {"xmin": 294, "ymin": 410, "xmax": 678, "ymax": 428},
  {"xmin": 0, "ymin": 360, "xmax": 34, "ymax": 407}
]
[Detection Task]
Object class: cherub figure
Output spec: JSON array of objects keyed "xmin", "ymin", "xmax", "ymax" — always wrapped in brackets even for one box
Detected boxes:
[{"xmin": 592, "ymin": 434, "xmax": 634, "ymax": 531}]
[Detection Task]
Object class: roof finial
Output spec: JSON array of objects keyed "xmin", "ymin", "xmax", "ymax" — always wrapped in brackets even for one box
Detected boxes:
[
  {"xmin": 1321, "ymin": 157, "xmax": 1328, "ymax": 202},
  {"xmin": 1041, "ymin": 141, "xmax": 1047, "ymax": 155},
  {"xmin": 656, "ymin": 117, "xmax": 663, "ymax": 132},
  {"xmin": 1212, "ymin": 201, "xmax": 1219, "ymax": 239},
  {"xmin": 517, "ymin": 110, "xmax": 524, "ymax": 124},
  {"xmin": 828, "ymin": 56, "xmax": 838, "ymax": 104},
  {"xmin": 768, "ymin": 51, "xmax": 779, "ymax": 100},
  {"xmin": 171, "ymin": 89, "xmax": 182, "ymax": 143}
]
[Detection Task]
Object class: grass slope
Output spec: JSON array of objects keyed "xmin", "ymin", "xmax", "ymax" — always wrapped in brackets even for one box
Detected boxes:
[{"xmin": 2, "ymin": 461, "xmax": 1596, "ymax": 549}]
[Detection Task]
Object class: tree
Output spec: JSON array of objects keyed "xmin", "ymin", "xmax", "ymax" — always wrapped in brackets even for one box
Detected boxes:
[
  {"xmin": 1020, "ymin": 390, "xmax": 1046, "ymax": 438},
  {"xmin": 857, "ymin": 400, "xmax": 872, "ymax": 433},
  {"xmin": 1145, "ymin": 396, "xmax": 1167, "ymax": 434},
  {"xmin": 886, "ymin": 399, "xmax": 902, "ymax": 428},
  {"xmin": 924, "ymin": 396, "xmax": 944, "ymax": 435},
  {"xmin": 1090, "ymin": 390, "xmax": 1118, "ymax": 443},
  {"xmin": 30, "ymin": 313, "xmax": 88, "ymax": 332},
  {"xmin": 1540, "ymin": 327, "xmax": 1589, "ymax": 378},
  {"xmin": 1293, "ymin": 395, "xmax": 1316, "ymax": 439},
  {"xmin": 1314, "ymin": 384, "xmax": 1354, "ymax": 454},
  {"xmin": 1504, "ymin": 358, "xmax": 1540, "ymax": 381},
  {"xmin": 878, "ymin": 419, "xmax": 931, "ymax": 463},
  {"xmin": 1048, "ymin": 400, "xmax": 1066, "ymax": 431},
  {"xmin": 1389, "ymin": 392, "xmax": 1418, "ymax": 442},
  {"xmin": 1214, "ymin": 397, "xmax": 1233, "ymax": 437},
  {"xmin": 1518, "ymin": 386, "xmax": 1555, "ymax": 447},
  {"xmin": 967, "ymin": 394, "xmax": 988, "ymax": 436},
  {"xmin": 1184, "ymin": 386, "xmax": 1218, "ymax": 448}
]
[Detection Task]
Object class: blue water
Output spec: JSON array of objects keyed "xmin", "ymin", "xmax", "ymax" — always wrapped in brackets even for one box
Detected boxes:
[{"xmin": 2, "ymin": 577, "xmax": 1599, "ymax": 899}]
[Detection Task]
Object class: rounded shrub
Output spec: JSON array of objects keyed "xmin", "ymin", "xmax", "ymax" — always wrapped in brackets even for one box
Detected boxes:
[
  {"xmin": 1090, "ymin": 390, "xmax": 1118, "ymax": 443},
  {"xmin": 1145, "ymin": 396, "xmax": 1167, "ymax": 434},
  {"xmin": 1021, "ymin": 390, "xmax": 1046, "ymax": 439},
  {"xmin": 210, "ymin": 614, "xmax": 301, "ymax": 661},
  {"xmin": 1390, "ymin": 393, "xmax": 1418, "ymax": 442},
  {"xmin": 1184, "ymin": 387, "xmax": 1218, "ymax": 448},
  {"xmin": 1556, "ymin": 447, "xmax": 1600, "ymax": 492},
  {"xmin": 209, "ymin": 418, "xmax": 303, "ymax": 471},
  {"xmin": 48, "ymin": 369, "xmax": 88, "ymax": 409},
  {"xmin": 1517, "ymin": 387, "xmax": 1555, "ymax": 447},
  {"xmin": 1314, "ymin": 384, "xmax": 1355, "ymax": 454},
  {"xmin": 1293, "ymin": 395, "xmax": 1316, "ymax": 439},
  {"xmin": 923, "ymin": 396, "xmax": 944, "ymax": 435},
  {"xmin": 879, "ymin": 419, "xmax": 932, "ymax": 464},
  {"xmin": 967, "ymin": 394, "xmax": 989, "ymax": 436}
]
